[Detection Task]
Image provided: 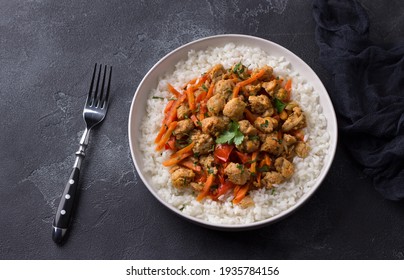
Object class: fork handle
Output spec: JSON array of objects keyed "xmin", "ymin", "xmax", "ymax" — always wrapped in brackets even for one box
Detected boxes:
[
  {"xmin": 52, "ymin": 166, "xmax": 81, "ymax": 243},
  {"xmin": 52, "ymin": 129, "xmax": 89, "ymax": 244}
]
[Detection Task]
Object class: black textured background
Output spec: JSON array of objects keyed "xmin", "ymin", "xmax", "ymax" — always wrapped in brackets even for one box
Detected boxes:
[{"xmin": 1, "ymin": 0, "xmax": 404, "ymax": 259}]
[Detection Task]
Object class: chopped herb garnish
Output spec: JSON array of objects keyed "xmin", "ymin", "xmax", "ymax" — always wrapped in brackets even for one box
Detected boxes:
[
  {"xmin": 274, "ymin": 98, "xmax": 287, "ymax": 113},
  {"xmin": 193, "ymin": 152, "xmax": 200, "ymax": 158},
  {"xmin": 260, "ymin": 119, "xmax": 269, "ymax": 128},
  {"xmin": 236, "ymin": 163, "xmax": 244, "ymax": 170},
  {"xmin": 271, "ymin": 188, "xmax": 276, "ymax": 195},
  {"xmin": 249, "ymin": 135, "xmax": 260, "ymax": 141},
  {"xmin": 152, "ymin": 96, "xmax": 165, "ymax": 100},
  {"xmin": 257, "ymin": 166, "xmax": 270, "ymax": 172},
  {"xmin": 233, "ymin": 62, "xmax": 246, "ymax": 78},
  {"xmin": 247, "ymin": 158, "xmax": 258, "ymax": 164},
  {"xmin": 208, "ymin": 168, "xmax": 214, "ymax": 174},
  {"xmin": 201, "ymin": 84, "xmax": 208, "ymax": 92},
  {"xmin": 233, "ymin": 62, "xmax": 242, "ymax": 73},
  {"xmin": 196, "ymin": 120, "xmax": 202, "ymax": 126},
  {"xmin": 215, "ymin": 121, "xmax": 245, "ymax": 145}
]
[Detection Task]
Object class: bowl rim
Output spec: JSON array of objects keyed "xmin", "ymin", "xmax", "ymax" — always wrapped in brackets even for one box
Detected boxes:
[{"xmin": 128, "ymin": 34, "xmax": 338, "ymax": 230}]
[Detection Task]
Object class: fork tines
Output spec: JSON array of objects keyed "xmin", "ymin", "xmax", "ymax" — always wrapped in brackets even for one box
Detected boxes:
[{"xmin": 88, "ymin": 63, "xmax": 112, "ymax": 109}]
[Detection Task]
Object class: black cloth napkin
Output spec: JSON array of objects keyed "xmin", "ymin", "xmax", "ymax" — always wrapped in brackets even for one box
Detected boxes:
[{"xmin": 312, "ymin": 0, "xmax": 404, "ymax": 200}]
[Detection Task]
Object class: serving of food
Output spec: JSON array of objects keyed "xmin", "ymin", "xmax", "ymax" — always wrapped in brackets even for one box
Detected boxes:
[{"xmin": 129, "ymin": 35, "xmax": 337, "ymax": 229}]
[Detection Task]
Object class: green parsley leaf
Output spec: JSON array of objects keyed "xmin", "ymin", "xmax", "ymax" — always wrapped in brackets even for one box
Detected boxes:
[
  {"xmin": 215, "ymin": 121, "xmax": 245, "ymax": 145},
  {"xmin": 274, "ymin": 98, "xmax": 287, "ymax": 113},
  {"xmin": 233, "ymin": 129, "xmax": 244, "ymax": 145},
  {"xmin": 216, "ymin": 130, "xmax": 235, "ymax": 144}
]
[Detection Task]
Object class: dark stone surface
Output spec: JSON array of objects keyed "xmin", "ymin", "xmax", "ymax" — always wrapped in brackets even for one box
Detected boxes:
[{"xmin": 1, "ymin": 0, "xmax": 403, "ymax": 259}]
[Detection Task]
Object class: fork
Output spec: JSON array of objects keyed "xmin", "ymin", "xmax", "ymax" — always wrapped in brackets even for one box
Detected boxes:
[{"xmin": 52, "ymin": 63, "xmax": 112, "ymax": 244}]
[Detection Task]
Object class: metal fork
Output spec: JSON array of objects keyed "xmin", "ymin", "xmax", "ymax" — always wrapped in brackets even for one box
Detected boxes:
[{"xmin": 52, "ymin": 64, "xmax": 112, "ymax": 244}]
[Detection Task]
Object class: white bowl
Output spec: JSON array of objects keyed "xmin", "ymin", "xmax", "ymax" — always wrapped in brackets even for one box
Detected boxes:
[{"xmin": 128, "ymin": 34, "xmax": 337, "ymax": 230}]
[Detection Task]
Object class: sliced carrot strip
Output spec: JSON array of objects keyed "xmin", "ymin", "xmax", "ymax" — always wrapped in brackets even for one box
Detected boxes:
[
  {"xmin": 195, "ymin": 90, "xmax": 207, "ymax": 103},
  {"xmin": 190, "ymin": 115, "xmax": 200, "ymax": 127},
  {"xmin": 292, "ymin": 129, "xmax": 305, "ymax": 142},
  {"xmin": 156, "ymin": 121, "xmax": 177, "ymax": 151},
  {"xmin": 264, "ymin": 154, "xmax": 272, "ymax": 167},
  {"xmin": 237, "ymin": 68, "xmax": 266, "ymax": 88},
  {"xmin": 187, "ymin": 86, "xmax": 196, "ymax": 111},
  {"xmin": 155, "ymin": 124, "xmax": 167, "ymax": 144},
  {"xmin": 194, "ymin": 75, "xmax": 208, "ymax": 88},
  {"xmin": 197, "ymin": 173, "xmax": 215, "ymax": 201},
  {"xmin": 162, "ymin": 152, "xmax": 192, "ymax": 167},
  {"xmin": 285, "ymin": 79, "xmax": 292, "ymax": 91},
  {"xmin": 165, "ymin": 93, "xmax": 187, "ymax": 125},
  {"xmin": 244, "ymin": 108, "xmax": 258, "ymax": 123},
  {"xmin": 167, "ymin": 83, "xmax": 181, "ymax": 97},
  {"xmin": 232, "ymin": 85, "xmax": 241, "ymax": 98},
  {"xmin": 284, "ymin": 79, "xmax": 292, "ymax": 101},
  {"xmin": 179, "ymin": 158, "xmax": 202, "ymax": 173},
  {"xmin": 233, "ymin": 184, "xmax": 249, "ymax": 204},
  {"xmin": 233, "ymin": 185, "xmax": 241, "ymax": 196},
  {"xmin": 164, "ymin": 99, "xmax": 175, "ymax": 114},
  {"xmin": 183, "ymin": 77, "xmax": 198, "ymax": 89},
  {"xmin": 198, "ymin": 101, "xmax": 207, "ymax": 121},
  {"xmin": 256, "ymin": 172, "xmax": 262, "ymax": 188},
  {"xmin": 171, "ymin": 142, "xmax": 195, "ymax": 157},
  {"xmin": 205, "ymin": 83, "xmax": 214, "ymax": 100},
  {"xmin": 250, "ymin": 151, "xmax": 259, "ymax": 174}
]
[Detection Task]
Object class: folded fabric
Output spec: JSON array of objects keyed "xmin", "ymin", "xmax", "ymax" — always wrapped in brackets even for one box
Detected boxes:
[{"xmin": 312, "ymin": 0, "xmax": 404, "ymax": 200}]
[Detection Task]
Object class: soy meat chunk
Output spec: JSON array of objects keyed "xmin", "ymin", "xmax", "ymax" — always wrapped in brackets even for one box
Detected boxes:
[
  {"xmin": 171, "ymin": 167, "xmax": 195, "ymax": 188},
  {"xmin": 254, "ymin": 117, "xmax": 278, "ymax": 133},
  {"xmin": 173, "ymin": 119, "xmax": 194, "ymax": 139},
  {"xmin": 283, "ymin": 134, "xmax": 297, "ymax": 146},
  {"xmin": 260, "ymin": 132, "xmax": 283, "ymax": 156},
  {"xmin": 214, "ymin": 79, "xmax": 235, "ymax": 99},
  {"xmin": 191, "ymin": 131, "xmax": 215, "ymax": 155},
  {"xmin": 223, "ymin": 98, "xmax": 246, "ymax": 121},
  {"xmin": 198, "ymin": 154, "xmax": 217, "ymax": 175},
  {"xmin": 295, "ymin": 141, "xmax": 310, "ymax": 158},
  {"xmin": 177, "ymin": 104, "xmax": 191, "ymax": 120},
  {"xmin": 274, "ymin": 88, "xmax": 288, "ymax": 101},
  {"xmin": 206, "ymin": 94, "xmax": 226, "ymax": 116},
  {"xmin": 254, "ymin": 65, "xmax": 274, "ymax": 81},
  {"xmin": 207, "ymin": 64, "xmax": 225, "ymax": 83},
  {"xmin": 248, "ymin": 95, "xmax": 271, "ymax": 114},
  {"xmin": 236, "ymin": 137, "xmax": 260, "ymax": 153},
  {"xmin": 224, "ymin": 162, "xmax": 251, "ymax": 185},
  {"xmin": 244, "ymin": 84, "xmax": 262, "ymax": 96},
  {"xmin": 261, "ymin": 171, "xmax": 284, "ymax": 188},
  {"xmin": 201, "ymin": 116, "xmax": 227, "ymax": 137},
  {"xmin": 238, "ymin": 120, "xmax": 258, "ymax": 136},
  {"xmin": 274, "ymin": 157, "xmax": 294, "ymax": 179},
  {"xmin": 262, "ymin": 80, "xmax": 278, "ymax": 96},
  {"xmin": 282, "ymin": 106, "xmax": 306, "ymax": 132}
]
